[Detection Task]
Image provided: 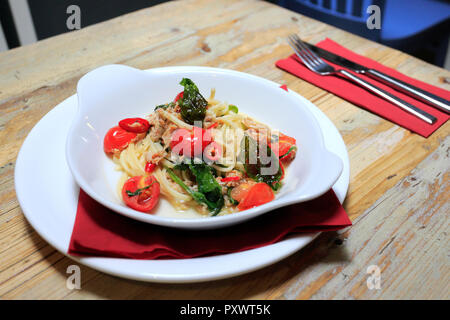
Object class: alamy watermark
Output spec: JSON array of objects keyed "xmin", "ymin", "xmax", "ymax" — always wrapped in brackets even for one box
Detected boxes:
[
  {"xmin": 366, "ymin": 5, "xmax": 381, "ymax": 30},
  {"xmin": 169, "ymin": 123, "xmax": 282, "ymax": 176},
  {"xmin": 66, "ymin": 5, "xmax": 81, "ymax": 30},
  {"xmin": 66, "ymin": 264, "xmax": 81, "ymax": 290},
  {"xmin": 366, "ymin": 265, "xmax": 381, "ymax": 290}
]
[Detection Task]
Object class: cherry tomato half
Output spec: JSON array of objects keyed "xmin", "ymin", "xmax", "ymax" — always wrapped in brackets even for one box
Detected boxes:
[
  {"xmin": 230, "ymin": 182, "xmax": 255, "ymax": 203},
  {"xmin": 119, "ymin": 118, "xmax": 150, "ymax": 133},
  {"xmin": 203, "ymin": 141, "xmax": 222, "ymax": 163},
  {"xmin": 278, "ymin": 142, "xmax": 297, "ymax": 162},
  {"xmin": 121, "ymin": 175, "xmax": 160, "ymax": 213},
  {"xmin": 237, "ymin": 183, "xmax": 274, "ymax": 211},
  {"xmin": 170, "ymin": 127, "xmax": 212, "ymax": 158},
  {"xmin": 279, "ymin": 159, "xmax": 285, "ymax": 180},
  {"xmin": 279, "ymin": 132, "xmax": 296, "ymax": 145},
  {"xmin": 270, "ymin": 132, "xmax": 297, "ymax": 162},
  {"xmin": 104, "ymin": 126, "xmax": 138, "ymax": 154}
]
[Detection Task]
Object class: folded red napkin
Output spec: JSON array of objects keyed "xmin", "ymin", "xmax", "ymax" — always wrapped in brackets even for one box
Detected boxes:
[
  {"xmin": 68, "ymin": 189, "xmax": 351, "ymax": 259},
  {"xmin": 276, "ymin": 38, "xmax": 450, "ymax": 138}
]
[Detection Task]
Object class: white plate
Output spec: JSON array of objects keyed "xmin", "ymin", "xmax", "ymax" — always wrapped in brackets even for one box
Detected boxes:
[
  {"xmin": 15, "ymin": 70, "xmax": 349, "ymax": 283},
  {"xmin": 66, "ymin": 65, "xmax": 343, "ymax": 229}
]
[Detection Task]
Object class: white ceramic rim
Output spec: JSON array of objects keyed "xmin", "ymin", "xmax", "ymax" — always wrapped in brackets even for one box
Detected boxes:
[
  {"xmin": 66, "ymin": 66, "xmax": 344, "ymax": 229},
  {"xmin": 15, "ymin": 70, "xmax": 349, "ymax": 283}
]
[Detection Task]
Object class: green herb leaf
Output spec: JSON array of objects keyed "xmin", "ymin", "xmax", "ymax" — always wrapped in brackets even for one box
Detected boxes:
[
  {"xmin": 239, "ymin": 134, "xmax": 282, "ymax": 191},
  {"xmin": 125, "ymin": 184, "xmax": 152, "ymax": 197},
  {"xmin": 228, "ymin": 105, "xmax": 238, "ymax": 113},
  {"xmin": 178, "ymin": 78, "xmax": 207, "ymax": 125},
  {"xmin": 166, "ymin": 166, "xmax": 224, "ymax": 216},
  {"xmin": 279, "ymin": 145, "xmax": 297, "ymax": 159},
  {"xmin": 173, "ymin": 163, "xmax": 189, "ymax": 171},
  {"xmin": 188, "ymin": 163, "xmax": 224, "ymax": 216}
]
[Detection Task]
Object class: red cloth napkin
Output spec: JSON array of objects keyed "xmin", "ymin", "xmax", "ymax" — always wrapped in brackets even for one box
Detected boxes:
[
  {"xmin": 276, "ymin": 38, "xmax": 450, "ymax": 138},
  {"xmin": 68, "ymin": 189, "xmax": 351, "ymax": 259}
]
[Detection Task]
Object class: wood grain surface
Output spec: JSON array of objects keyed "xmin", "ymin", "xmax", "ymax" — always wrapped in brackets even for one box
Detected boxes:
[{"xmin": 0, "ymin": 0, "xmax": 449, "ymax": 299}]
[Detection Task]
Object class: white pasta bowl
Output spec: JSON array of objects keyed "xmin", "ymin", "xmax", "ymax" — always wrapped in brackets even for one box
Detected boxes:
[{"xmin": 66, "ymin": 64, "xmax": 343, "ymax": 230}]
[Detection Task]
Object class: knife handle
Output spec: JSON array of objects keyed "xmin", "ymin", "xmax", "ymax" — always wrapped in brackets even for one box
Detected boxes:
[
  {"xmin": 338, "ymin": 70, "xmax": 437, "ymax": 124},
  {"xmin": 364, "ymin": 69, "xmax": 450, "ymax": 114}
]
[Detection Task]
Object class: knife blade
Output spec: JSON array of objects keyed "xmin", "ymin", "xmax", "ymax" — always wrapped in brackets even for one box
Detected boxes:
[{"xmin": 305, "ymin": 42, "xmax": 450, "ymax": 114}]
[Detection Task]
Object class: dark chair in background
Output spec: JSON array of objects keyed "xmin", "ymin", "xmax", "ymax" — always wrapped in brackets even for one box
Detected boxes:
[
  {"xmin": 1, "ymin": 0, "xmax": 449, "ymax": 66},
  {"xmin": 278, "ymin": 0, "xmax": 450, "ymax": 67},
  {"xmin": 27, "ymin": 0, "xmax": 167, "ymax": 41},
  {"xmin": 279, "ymin": 0, "xmax": 385, "ymax": 41},
  {"xmin": 0, "ymin": 0, "xmax": 167, "ymax": 50}
]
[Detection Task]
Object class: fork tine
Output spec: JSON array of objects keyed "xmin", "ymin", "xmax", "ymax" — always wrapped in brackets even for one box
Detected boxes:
[
  {"xmin": 291, "ymin": 34, "xmax": 321, "ymax": 66},
  {"xmin": 287, "ymin": 38, "xmax": 314, "ymax": 70},
  {"xmin": 289, "ymin": 35, "xmax": 320, "ymax": 68},
  {"xmin": 291, "ymin": 34, "xmax": 315, "ymax": 57},
  {"xmin": 287, "ymin": 36, "xmax": 309, "ymax": 62},
  {"xmin": 288, "ymin": 35, "xmax": 436, "ymax": 124},
  {"xmin": 288, "ymin": 35, "xmax": 313, "ymax": 63},
  {"xmin": 287, "ymin": 35, "xmax": 317, "ymax": 71}
]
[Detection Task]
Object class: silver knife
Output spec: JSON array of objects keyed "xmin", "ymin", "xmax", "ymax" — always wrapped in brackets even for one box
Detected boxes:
[{"xmin": 306, "ymin": 42, "xmax": 450, "ymax": 114}]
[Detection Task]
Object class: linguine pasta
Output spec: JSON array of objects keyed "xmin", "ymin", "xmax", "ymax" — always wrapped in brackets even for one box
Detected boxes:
[{"xmin": 104, "ymin": 79, "xmax": 297, "ymax": 216}]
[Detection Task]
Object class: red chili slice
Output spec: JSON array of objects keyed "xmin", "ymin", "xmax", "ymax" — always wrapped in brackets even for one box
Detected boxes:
[
  {"xmin": 119, "ymin": 118, "xmax": 150, "ymax": 133},
  {"xmin": 207, "ymin": 122, "xmax": 219, "ymax": 129},
  {"xmin": 237, "ymin": 183, "xmax": 275, "ymax": 211},
  {"xmin": 145, "ymin": 162, "xmax": 156, "ymax": 173},
  {"xmin": 121, "ymin": 175, "xmax": 160, "ymax": 213},
  {"xmin": 104, "ymin": 126, "xmax": 138, "ymax": 154},
  {"xmin": 174, "ymin": 91, "xmax": 184, "ymax": 102},
  {"xmin": 221, "ymin": 176, "xmax": 240, "ymax": 182}
]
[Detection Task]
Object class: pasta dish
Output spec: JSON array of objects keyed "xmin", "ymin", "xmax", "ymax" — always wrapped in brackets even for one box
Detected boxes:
[{"xmin": 103, "ymin": 78, "xmax": 297, "ymax": 216}]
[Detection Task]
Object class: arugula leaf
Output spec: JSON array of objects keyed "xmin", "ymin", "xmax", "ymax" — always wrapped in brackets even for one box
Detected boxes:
[
  {"xmin": 188, "ymin": 163, "xmax": 224, "ymax": 215},
  {"xmin": 239, "ymin": 134, "xmax": 282, "ymax": 191},
  {"xmin": 173, "ymin": 163, "xmax": 189, "ymax": 171},
  {"xmin": 166, "ymin": 166, "xmax": 224, "ymax": 216},
  {"xmin": 178, "ymin": 78, "xmax": 207, "ymax": 125}
]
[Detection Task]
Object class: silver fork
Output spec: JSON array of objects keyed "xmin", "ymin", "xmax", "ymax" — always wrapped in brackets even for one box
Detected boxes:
[{"xmin": 287, "ymin": 34, "xmax": 437, "ymax": 124}]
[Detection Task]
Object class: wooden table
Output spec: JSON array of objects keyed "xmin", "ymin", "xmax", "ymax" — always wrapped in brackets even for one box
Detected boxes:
[{"xmin": 1, "ymin": 0, "xmax": 448, "ymax": 300}]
